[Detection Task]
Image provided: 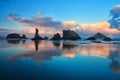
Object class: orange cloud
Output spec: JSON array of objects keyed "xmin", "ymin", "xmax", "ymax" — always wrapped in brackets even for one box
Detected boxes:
[
  {"xmin": 81, "ymin": 22, "xmax": 120, "ymax": 35},
  {"xmin": 7, "ymin": 13, "xmax": 120, "ymax": 38},
  {"xmin": 20, "ymin": 27, "xmax": 62, "ymax": 38},
  {"xmin": 63, "ymin": 21, "xmax": 78, "ymax": 27},
  {"xmin": 62, "ymin": 49, "xmax": 77, "ymax": 58},
  {"xmin": 18, "ymin": 21, "xmax": 120, "ymax": 38}
]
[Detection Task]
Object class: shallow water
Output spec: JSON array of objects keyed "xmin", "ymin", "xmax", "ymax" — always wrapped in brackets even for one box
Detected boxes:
[{"xmin": 0, "ymin": 40, "xmax": 120, "ymax": 80}]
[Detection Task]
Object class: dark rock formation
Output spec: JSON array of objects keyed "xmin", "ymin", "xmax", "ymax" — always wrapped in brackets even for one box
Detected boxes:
[
  {"xmin": 6, "ymin": 33, "xmax": 21, "ymax": 39},
  {"xmin": 43, "ymin": 36, "xmax": 48, "ymax": 40},
  {"xmin": 63, "ymin": 30, "xmax": 81, "ymax": 40},
  {"xmin": 50, "ymin": 33, "xmax": 61, "ymax": 40},
  {"xmin": 94, "ymin": 33, "xmax": 106, "ymax": 39},
  {"xmin": 87, "ymin": 32, "xmax": 111, "ymax": 41},
  {"xmin": 21, "ymin": 34, "xmax": 27, "ymax": 39},
  {"xmin": 31, "ymin": 28, "xmax": 43, "ymax": 40},
  {"xmin": 31, "ymin": 28, "xmax": 48, "ymax": 40}
]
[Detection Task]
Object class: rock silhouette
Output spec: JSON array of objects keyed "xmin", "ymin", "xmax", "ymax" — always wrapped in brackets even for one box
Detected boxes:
[
  {"xmin": 6, "ymin": 33, "xmax": 27, "ymax": 40},
  {"xmin": 43, "ymin": 36, "xmax": 48, "ymax": 40},
  {"xmin": 6, "ymin": 33, "xmax": 21, "ymax": 39},
  {"xmin": 31, "ymin": 28, "xmax": 48, "ymax": 40},
  {"xmin": 50, "ymin": 33, "xmax": 61, "ymax": 40},
  {"xmin": 87, "ymin": 32, "xmax": 111, "ymax": 41},
  {"xmin": 31, "ymin": 28, "xmax": 43, "ymax": 40},
  {"xmin": 63, "ymin": 30, "xmax": 81, "ymax": 40},
  {"xmin": 21, "ymin": 34, "xmax": 27, "ymax": 39}
]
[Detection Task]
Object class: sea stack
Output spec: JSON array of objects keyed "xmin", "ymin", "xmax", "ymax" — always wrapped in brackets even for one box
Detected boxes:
[
  {"xmin": 21, "ymin": 34, "xmax": 27, "ymax": 39},
  {"xmin": 31, "ymin": 28, "xmax": 42, "ymax": 40},
  {"xmin": 50, "ymin": 33, "xmax": 61, "ymax": 40},
  {"xmin": 87, "ymin": 32, "xmax": 111, "ymax": 41},
  {"xmin": 6, "ymin": 33, "xmax": 21, "ymax": 39},
  {"xmin": 63, "ymin": 30, "xmax": 81, "ymax": 40}
]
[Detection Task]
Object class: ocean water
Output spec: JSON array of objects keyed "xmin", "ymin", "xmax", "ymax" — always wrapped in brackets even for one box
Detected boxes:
[{"xmin": 0, "ymin": 40, "xmax": 120, "ymax": 80}]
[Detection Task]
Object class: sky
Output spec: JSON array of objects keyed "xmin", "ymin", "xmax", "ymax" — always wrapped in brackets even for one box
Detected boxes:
[{"xmin": 0, "ymin": 0, "xmax": 120, "ymax": 38}]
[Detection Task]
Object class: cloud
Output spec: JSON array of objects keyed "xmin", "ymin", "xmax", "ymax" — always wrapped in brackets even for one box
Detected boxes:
[
  {"xmin": 8, "ymin": 13, "xmax": 62, "ymax": 28},
  {"xmin": 81, "ymin": 22, "xmax": 120, "ymax": 35},
  {"xmin": 108, "ymin": 5, "xmax": 120, "ymax": 30},
  {"xmin": 0, "ymin": 27, "xmax": 62, "ymax": 38},
  {"xmin": 62, "ymin": 21, "xmax": 120, "ymax": 38},
  {"xmin": 63, "ymin": 21, "xmax": 78, "ymax": 27},
  {"xmin": 7, "ymin": 13, "xmax": 120, "ymax": 38},
  {"xmin": 108, "ymin": 19, "xmax": 120, "ymax": 30},
  {"xmin": 0, "ymin": 28, "xmax": 20, "ymax": 37},
  {"xmin": 20, "ymin": 27, "xmax": 62, "ymax": 38},
  {"xmin": 0, "ymin": 27, "xmax": 36, "ymax": 38},
  {"xmin": 62, "ymin": 21, "xmax": 80, "ymax": 30},
  {"xmin": 110, "ymin": 5, "xmax": 120, "ymax": 19}
]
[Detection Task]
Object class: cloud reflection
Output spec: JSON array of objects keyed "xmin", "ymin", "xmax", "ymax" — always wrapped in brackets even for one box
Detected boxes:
[{"xmin": 6, "ymin": 40, "xmax": 120, "ymax": 73}]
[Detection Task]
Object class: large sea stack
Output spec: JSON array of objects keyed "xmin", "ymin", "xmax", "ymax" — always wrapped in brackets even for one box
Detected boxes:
[
  {"xmin": 63, "ymin": 30, "xmax": 81, "ymax": 40},
  {"xmin": 31, "ymin": 28, "xmax": 43, "ymax": 40},
  {"xmin": 87, "ymin": 32, "xmax": 111, "ymax": 41},
  {"xmin": 6, "ymin": 33, "xmax": 21, "ymax": 39}
]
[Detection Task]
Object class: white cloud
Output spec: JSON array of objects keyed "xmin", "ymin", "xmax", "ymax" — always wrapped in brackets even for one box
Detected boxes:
[{"xmin": 108, "ymin": 5, "xmax": 120, "ymax": 30}]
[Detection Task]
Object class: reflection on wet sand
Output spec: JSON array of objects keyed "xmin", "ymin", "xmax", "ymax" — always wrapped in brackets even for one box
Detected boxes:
[
  {"xmin": 7, "ymin": 40, "xmax": 120, "ymax": 73},
  {"xmin": 108, "ymin": 50, "xmax": 120, "ymax": 73},
  {"xmin": 22, "ymin": 40, "xmax": 26, "ymax": 44},
  {"xmin": 6, "ymin": 39, "xmax": 27, "ymax": 44},
  {"xmin": 79, "ymin": 44, "xmax": 118, "ymax": 57},
  {"xmin": 8, "ymin": 40, "xmax": 62, "ymax": 63},
  {"xmin": 63, "ymin": 42, "xmax": 78, "ymax": 49},
  {"xmin": 110, "ymin": 59, "xmax": 120, "ymax": 73},
  {"xmin": 7, "ymin": 39, "xmax": 20, "ymax": 44},
  {"xmin": 52, "ymin": 41, "xmax": 61, "ymax": 48},
  {"xmin": 34, "ymin": 40, "xmax": 40, "ymax": 51},
  {"xmin": 8, "ymin": 49, "xmax": 62, "ymax": 63}
]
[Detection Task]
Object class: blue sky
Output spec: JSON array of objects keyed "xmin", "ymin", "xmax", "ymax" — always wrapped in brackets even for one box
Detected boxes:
[{"xmin": 0, "ymin": 0, "xmax": 120, "ymax": 38}]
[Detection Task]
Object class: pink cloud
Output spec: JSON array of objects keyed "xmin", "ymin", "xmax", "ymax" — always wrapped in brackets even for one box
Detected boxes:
[{"xmin": 7, "ymin": 13, "xmax": 120, "ymax": 38}]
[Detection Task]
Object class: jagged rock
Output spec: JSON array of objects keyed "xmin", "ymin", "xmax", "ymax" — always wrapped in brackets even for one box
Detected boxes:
[
  {"xmin": 50, "ymin": 33, "xmax": 61, "ymax": 40},
  {"xmin": 44, "ymin": 36, "xmax": 48, "ymax": 40},
  {"xmin": 31, "ymin": 28, "xmax": 43, "ymax": 40},
  {"xmin": 63, "ymin": 30, "xmax": 81, "ymax": 40},
  {"xmin": 87, "ymin": 32, "xmax": 111, "ymax": 41},
  {"xmin": 6, "ymin": 33, "xmax": 21, "ymax": 39},
  {"xmin": 94, "ymin": 33, "xmax": 106, "ymax": 38},
  {"xmin": 21, "ymin": 34, "xmax": 27, "ymax": 39}
]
